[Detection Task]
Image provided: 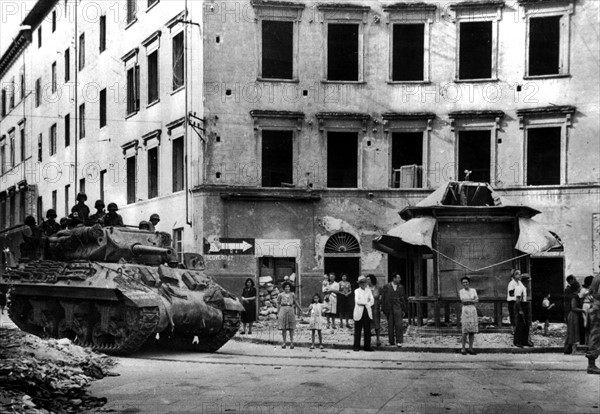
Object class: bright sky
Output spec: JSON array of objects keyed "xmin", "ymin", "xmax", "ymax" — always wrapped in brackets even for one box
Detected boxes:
[{"xmin": 0, "ymin": 1, "xmax": 36, "ymax": 56}]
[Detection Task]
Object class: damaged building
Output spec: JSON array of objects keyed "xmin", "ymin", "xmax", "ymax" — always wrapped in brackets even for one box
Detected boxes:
[{"xmin": 197, "ymin": 0, "xmax": 600, "ymax": 323}]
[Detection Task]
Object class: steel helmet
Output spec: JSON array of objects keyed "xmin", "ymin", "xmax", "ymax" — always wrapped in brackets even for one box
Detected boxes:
[
  {"xmin": 77, "ymin": 192, "xmax": 87, "ymax": 201},
  {"xmin": 46, "ymin": 209, "xmax": 57, "ymax": 218},
  {"xmin": 107, "ymin": 202, "xmax": 119, "ymax": 211},
  {"xmin": 149, "ymin": 213, "xmax": 160, "ymax": 222},
  {"xmin": 94, "ymin": 200, "xmax": 105, "ymax": 208}
]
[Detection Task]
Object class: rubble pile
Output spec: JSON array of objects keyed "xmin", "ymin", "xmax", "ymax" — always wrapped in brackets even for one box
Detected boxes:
[
  {"xmin": 258, "ymin": 282, "xmax": 280, "ymax": 321},
  {"xmin": 0, "ymin": 328, "xmax": 117, "ymax": 414}
]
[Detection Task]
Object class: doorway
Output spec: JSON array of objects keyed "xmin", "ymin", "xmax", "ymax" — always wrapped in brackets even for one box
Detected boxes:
[
  {"xmin": 324, "ymin": 257, "xmax": 360, "ymax": 290},
  {"xmin": 530, "ymin": 257, "xmax": 564, "ymax": 322}
]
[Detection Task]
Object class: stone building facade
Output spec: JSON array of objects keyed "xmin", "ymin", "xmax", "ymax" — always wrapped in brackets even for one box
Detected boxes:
[
  {"xmin": 0, "ymin": 0, "xmax": 203, "ymax": 256},
  {"xmin": 197, "ymin": 0, "xmax": 600, "ymax": 317}
]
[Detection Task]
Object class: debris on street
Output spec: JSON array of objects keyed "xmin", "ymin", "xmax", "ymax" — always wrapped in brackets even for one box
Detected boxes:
[{"xmin": 0, "ymin": 327, "xmax": 117, "ymax": 414}]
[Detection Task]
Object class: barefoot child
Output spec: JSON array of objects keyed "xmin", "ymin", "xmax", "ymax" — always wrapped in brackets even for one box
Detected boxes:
[{"xmin": 308, "ymin": 294, "xmax": 327, "ymax": 350}]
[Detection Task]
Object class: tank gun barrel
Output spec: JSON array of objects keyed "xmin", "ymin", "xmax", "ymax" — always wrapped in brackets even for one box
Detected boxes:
[{"xmin": 130, "ymin": 244, "xmax": 173, "ymax": 256}]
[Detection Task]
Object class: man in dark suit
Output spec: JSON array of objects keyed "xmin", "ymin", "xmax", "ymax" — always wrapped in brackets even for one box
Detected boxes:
[{"xmin": 381, "ymin": 273, "xmax": 408, "ymax": 347}]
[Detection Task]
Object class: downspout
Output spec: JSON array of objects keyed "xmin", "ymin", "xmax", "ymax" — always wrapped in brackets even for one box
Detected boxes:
[
  {"xmin": 184, "ymin": 0, "xmax": 191, "ymax": 226},
  {"xmin": 73, "ymin": 0, "xmax": 78, "ymax": 200}
]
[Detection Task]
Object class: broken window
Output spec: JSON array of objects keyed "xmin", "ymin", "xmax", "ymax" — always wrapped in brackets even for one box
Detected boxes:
[
  {"xmin": 392, "ymin": 24, "xmax": 425, "ymax": 82},
  {"xmin": 529, "ymin": 16, "xmax": 560, "ymax": 76},
  {"xmin": 127, "ymin": 65, "xmax": 140, "ymax": 115},
  {"xmin": 148, "ymin": 147, "xmax": 158, "ymax": 198},
  {"xmin": 126, "ymin": 155, "xmax": 136, "ymax": 204},
  {"xmin": 261, "ymin": 130, "xmax": 293, "ymax": 187},
  {"xmin": 99, "ymin": 89, "xmax": 106, "ymax": 127},
  {"xmin": 327, "ymin": 24, "xmax": 359, "ymax": 81},
  {"xmin": 327, "ymin": 132, "xmax": 358, "ymax": 188},
  {"xmin": 172, "ymin": 32, "xmax": 185, "ymax": 90},
  {"xmin": 262, "ymin": 20, "xmax": 293, "ymax": 80},
  {"xmin": 458, "ymin": 130, "xmax": 490, "ymax": 183},
  {"xmin": 148, "ymin": 51, "xmax": 159, "ymax": 104},
  {"xmin": 172, "ymin": 137, "xmax": 184, "ymax": 192},
  {"xmin": 391, "ymin": 132, "xmax": 423, "ymax": 188},
  {"xmin": 527, "ymin": 127, "xmax": 560, "ymax": 185},
  {"xmin": 459, "ymin": 21, "xmax": 492, "ymax": 80}
]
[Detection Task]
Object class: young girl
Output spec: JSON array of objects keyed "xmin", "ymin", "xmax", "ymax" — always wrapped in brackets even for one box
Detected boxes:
[
  {"xmin": 541, "ymin": 292, "xmax": 555, "ymax": 336},
  {"xmin": 307, "ymin": 294, "xmax": 327, "ymax": 350}
]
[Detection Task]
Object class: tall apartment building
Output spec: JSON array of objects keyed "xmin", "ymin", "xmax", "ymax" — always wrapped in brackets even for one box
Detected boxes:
[
  {"xmin": 0, "ymin": 0, "xmax": 203, "ymax": 256},
  {"xmin": 198, "ymin": 0, "xmax": 600, "ymax": 314}
]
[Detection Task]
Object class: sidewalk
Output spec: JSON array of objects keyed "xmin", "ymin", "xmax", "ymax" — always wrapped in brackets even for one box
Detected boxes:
[{"xmin": 234, "ymin": 318, "xmax": 568, "ymax": 353}]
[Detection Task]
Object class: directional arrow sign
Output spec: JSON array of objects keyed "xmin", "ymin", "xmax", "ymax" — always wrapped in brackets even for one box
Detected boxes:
[{"xmin": 205, "ymin": 238, "xmax": 255, "ymax": 255}]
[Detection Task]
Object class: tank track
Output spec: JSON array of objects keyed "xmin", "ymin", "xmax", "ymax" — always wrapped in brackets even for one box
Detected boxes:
[
  {"xmin": 88, "ymin": 306, "xmax": 160, "ymax": 355},
  {"xmin": 156, "ymin": 310, "xmax": 241, "ymax": 353},
  {"xmin": 7, "ymin": 297, "xmax": 159, "ymax": 356}
]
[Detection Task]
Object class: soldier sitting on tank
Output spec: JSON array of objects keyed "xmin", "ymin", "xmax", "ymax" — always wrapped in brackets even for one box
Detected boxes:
[
  {"xmin": 102, "ymin": 203, "xmax": 124, "ymax": 227},
  {"xmin": 39, "ymin": 209, "xmax": 60, "ymax": 236},
  {"xmin": 87, "ymin": 200, "xmax": 106, "ymax": 225},
  {"xmin": 148, "ymin": 213, "xmax": 160, "ymax": 231},
  {"xmin": 139, "ymin": 220, "xmax": 151, "ymax": 230},
  {"xmin": 59, "ymin": 217, "xmax": 69, "ymax": 230},
  {"xmin": 71, "ymin": 192, "xmax": 90, "ymax": 222},
  {"xmin": 67, "ymin": 211, "xmax": 84, "ymax": 229},
  {"xmin": 20, "ymin": 216, "xmax": 42, "ymax": 260}
]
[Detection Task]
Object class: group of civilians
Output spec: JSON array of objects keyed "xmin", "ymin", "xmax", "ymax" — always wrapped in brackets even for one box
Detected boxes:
[{"xmin": 239, "ymin": 272, "xmax": 408, "ymax": 351}]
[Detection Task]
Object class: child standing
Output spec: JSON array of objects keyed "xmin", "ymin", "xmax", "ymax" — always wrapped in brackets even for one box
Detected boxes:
[
  {"xmin": 542, "ymin": 292, "xmax": 555, "ymax": 336},
  {"xmin": 308, "ymin": 294, "xmax": 327, "ymax": 350}
]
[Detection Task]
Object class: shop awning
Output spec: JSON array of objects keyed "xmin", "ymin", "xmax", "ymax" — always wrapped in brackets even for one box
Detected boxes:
[
  {"xmin": 374, "ymin": 216, "xmax": 437, "ymax": 250},
  {"xmin": 515, "ymin": 217, "xmax": 562, "ymax": 254}
]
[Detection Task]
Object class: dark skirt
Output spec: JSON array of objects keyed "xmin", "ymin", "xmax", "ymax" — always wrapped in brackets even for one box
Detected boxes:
[
  {"xmin": 566, "ymin": 311, "xmax": 585, "ymax": 345},
  {"xmin": 513, "ymin": 302, "xmax": 530, "ymax": 346},
  {"xmin": 241, "ymin": 301, "xmax": 256, "ymax": 323}
]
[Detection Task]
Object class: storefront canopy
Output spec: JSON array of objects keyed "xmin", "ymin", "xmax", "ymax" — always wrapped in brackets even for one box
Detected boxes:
[{"xmin": 515, "ymin": 217, "xmax": 562, "ymax": 254}]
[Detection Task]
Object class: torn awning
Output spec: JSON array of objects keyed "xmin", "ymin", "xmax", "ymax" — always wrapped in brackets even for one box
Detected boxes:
[
  {"xmin": 380, "ymin": 217, "xmax": 437, "ymax": 249},
  {"xmin": 515, "ymin": 217, "xmax": 562, "ymax": 254}
]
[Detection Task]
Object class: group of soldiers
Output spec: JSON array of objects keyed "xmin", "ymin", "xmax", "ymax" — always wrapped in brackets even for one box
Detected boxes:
[{"xmin": 21, "ymin": 192, "xmax": 161, "ymax": 258}]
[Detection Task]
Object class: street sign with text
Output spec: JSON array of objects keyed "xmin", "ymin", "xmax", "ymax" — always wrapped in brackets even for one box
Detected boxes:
[{"xmin": 205, "ymin": 238, "xmax": 255, "ymax": 255}]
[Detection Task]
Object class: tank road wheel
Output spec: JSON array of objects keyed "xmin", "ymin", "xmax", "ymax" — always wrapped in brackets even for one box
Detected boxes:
[
  {"xmin": 190, "ymin": 310, "xmax": 242, "ymax": 353},
  {"xmin": 7, "ymin": 298, "xmax": 43, "ymax": 337},
  {"xmin": 91, "ymin": 307, "xmax": 159, "ymax": 355},
  {"xmin": 92, "ymin": 321, "xmax": 129, "ymax": 351}
]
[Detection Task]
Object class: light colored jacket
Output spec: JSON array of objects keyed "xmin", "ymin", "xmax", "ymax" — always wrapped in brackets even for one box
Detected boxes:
[{"xmin": 353, "ymin": 287, "xmax": 374, "ymax": 321}]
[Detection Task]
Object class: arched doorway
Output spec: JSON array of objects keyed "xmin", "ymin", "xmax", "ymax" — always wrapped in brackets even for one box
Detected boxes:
[{"xmin": 323, "ymin": 232, "xmax": 361, "ymax": 289}]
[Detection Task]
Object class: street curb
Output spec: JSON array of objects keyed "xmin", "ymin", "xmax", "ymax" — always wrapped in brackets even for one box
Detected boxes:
[{"xmin": 231, "ymin": 336, "xmax": 565, "ymax": 354}]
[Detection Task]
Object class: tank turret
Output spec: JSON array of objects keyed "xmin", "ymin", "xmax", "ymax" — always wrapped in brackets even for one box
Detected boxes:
[{"xmin": 0, "ymin": 226, "xmax": 244, "ymax": 355}]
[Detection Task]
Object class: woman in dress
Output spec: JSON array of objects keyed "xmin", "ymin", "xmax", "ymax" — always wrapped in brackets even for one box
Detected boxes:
[
  {"xmin": 338, "ymin": 273, "xmax": 353, "ymax": 329},
  {"xmin": 323, "ymin": 273, "xmax": 340, "ymax": 329},
  {"xmin": 367, "ymin": 274, "xmax": 382, "ymax": 347},
  {"xmin": 459, "ymin": 276, "xmax": 479, "ymax": 355},
  {"xmin": 277, "ymin": 282, "xmax": 302, "ymax": 349},
  {"xmin": 240, "ymin": 278, "xmax": 257, "ymax": 335},
  {"xmin": 564, "ymin": 282, "xmax": 586, "ymax": 354}
]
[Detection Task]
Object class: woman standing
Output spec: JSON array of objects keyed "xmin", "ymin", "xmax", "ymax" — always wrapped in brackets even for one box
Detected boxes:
[
  {"xmin": 459, "ymin": 276, "xmax": 479, "ymax": 355},
  {"xmin": 338, "ymin": 273, "xmax": 353, "ymax": 328},
  {"xmin": 277, "ymin": 282, "xmax": 302, "ymax": 349},
  {"xmin": 367, "ymin": 274, "xmax": 382, "ymax": 347},
  {"xmin": 323, "ymin": 273, "xmax": 340, "ymax": 329},
  {"xmin": 240, "ymin": 278, "xmax": 257, "ymax": 335},
  {"xmin": 564, "ymin": 282, "xmax": 586, "ymax": 354}
]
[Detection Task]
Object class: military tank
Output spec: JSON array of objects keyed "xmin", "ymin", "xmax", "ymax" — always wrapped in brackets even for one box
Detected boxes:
[{"xmin": 0, "ymin": 225, "xmax": 244, "ymax": 355}]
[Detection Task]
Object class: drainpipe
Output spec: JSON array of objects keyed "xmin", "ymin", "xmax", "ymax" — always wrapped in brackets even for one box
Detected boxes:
[
  {"xmin": 73, "ymin": 0, "xmax": 78, "ymax": 200},
  {"xmin": 184, "ymin": 0, "xmax": 191, "ymax": 227}
]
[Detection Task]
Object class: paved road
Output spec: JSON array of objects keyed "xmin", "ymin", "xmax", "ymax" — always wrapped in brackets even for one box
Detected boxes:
[{"xmin": 87, "ymin": 341, "xmax": 600, "ymax": 414}]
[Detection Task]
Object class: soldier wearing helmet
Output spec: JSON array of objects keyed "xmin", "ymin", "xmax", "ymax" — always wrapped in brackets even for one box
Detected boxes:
[
  {"xmin": 70, "ymin": 192, "xmax": 90, "ymax": 222},
  {"xmin": 20, "ymin": 216, "xmax": 42, "ymax": 260},
  {"xmin": 39, "ymin": 209, "xmax": 60, "ymax": 236},
  {"xmin": 138, "ymin": 220, "xmax": 151, "ymax": 231},
  {"xmin": 148, "ymin": 213, "xmax": 160, "ymax": 232},
  {"xmin": 87, "ymin": 200, "xmax": 106, "ymax": 225},
  {"xmin": 102, "ymin": 202, "xmax": 124, "ymax": 227}
]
